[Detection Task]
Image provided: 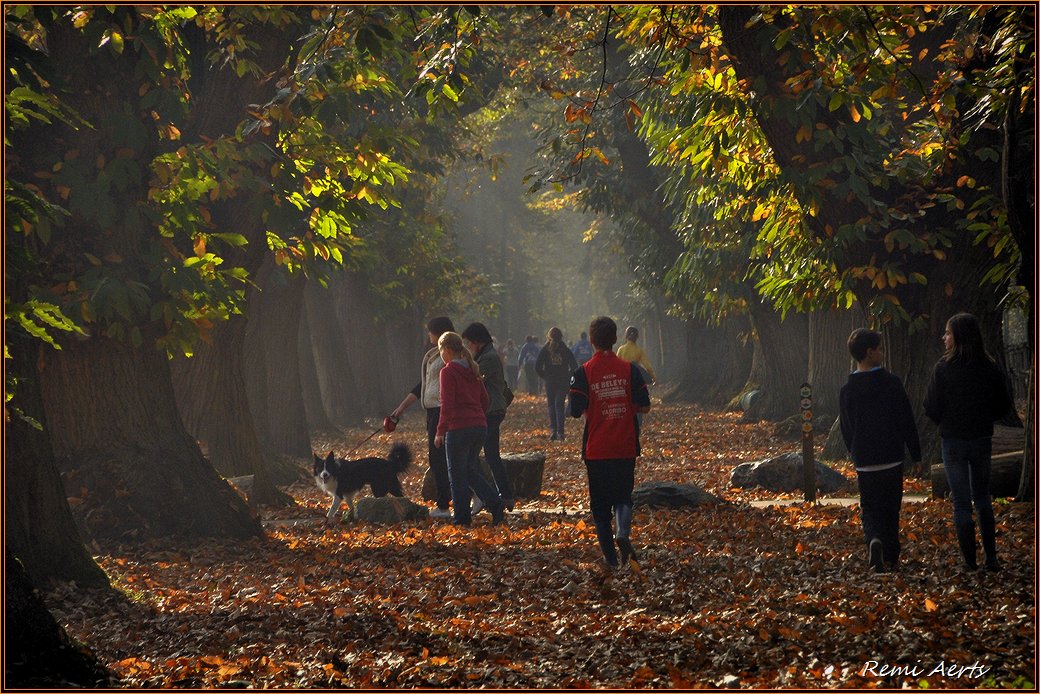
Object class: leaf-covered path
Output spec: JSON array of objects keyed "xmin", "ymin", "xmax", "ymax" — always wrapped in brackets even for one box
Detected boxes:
[{"xmin": 49, "ymin": 394, "xmax": 1035, "ymax": 688}]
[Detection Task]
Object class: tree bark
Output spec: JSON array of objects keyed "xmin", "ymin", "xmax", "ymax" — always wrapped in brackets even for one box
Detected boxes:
[
  {"xmin": 304, "ymin": 278, "xmax": 360, "ymax": 425},
  {"xmin": 39, "ymin": 331, "xmax": 262, "ymax": 541},
  {"xmin": 170, "ymin": 316, "xmax": 289, "ymax": 506},
  {"xmin": 808, "ymin": 309, "xmax": 861, "ymax": 420},
  {"xmin": 297, "ymin": 309, "xmax": 337, "ymax": 433},
  {"xmin": 243, "ymin": 259, "xmax": 311, "ymax": 458},
  {"xmin": 5, "ymin": 333, "xmax": 109, "ymax": 588},
  {"xmin": 1016, "ymin": 364, "xmax": 1034, "ymax": 502},
  {"xmin": 743, "ymin": 302, "xmax": 810, "ymax": 421},
  {"xmin": 5, "ymin": 552, "xmax": 112, "ymax": 688}
]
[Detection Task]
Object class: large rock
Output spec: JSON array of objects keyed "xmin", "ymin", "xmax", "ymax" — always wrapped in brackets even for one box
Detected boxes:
[
  {"xmin": 730, "ymin": 452, "xmax": 849, "ymax": 494},
  {"xmin": 632, "ymin": 481, "xmax": 720, "ymax": 508},
  {"xmin": 421, "ymin": 452, "xmax": 546, "ymax": 501},
  {"xmin": 354, "ymin": 496, "xmax": 429, "ymax": 524}
]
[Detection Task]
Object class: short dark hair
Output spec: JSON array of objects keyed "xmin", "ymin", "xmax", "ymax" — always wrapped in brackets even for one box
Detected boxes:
[
  {"xmin": 427, "ymin": 316, "xmax": 455, "ymax": 337},
  {"xmin": 625, "ymin": 326, "xmax": 639, "ymax": 341},
  {"xmin": 848, "ymin": 328, "xmax": 881, "ymax": 362},
  {"xmin": 461, "ymin": 322, "xmax": 492, "ymax": 345},
  {"xmin": 589, "ymin": 316, "xmax": 617, "ymax": 350}
]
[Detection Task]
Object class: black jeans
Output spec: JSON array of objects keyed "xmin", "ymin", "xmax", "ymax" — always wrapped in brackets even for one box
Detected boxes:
[
  {"xmin": 426, "ymin": 407, "xmax": 451, "ymax": 510},
  {"xmin": 856, "ymin": 464, "xmax": 903, "ymax": 565},
  {"xmin": 585, "ymin": 458, "xmax": 636, "ymax": 565}
]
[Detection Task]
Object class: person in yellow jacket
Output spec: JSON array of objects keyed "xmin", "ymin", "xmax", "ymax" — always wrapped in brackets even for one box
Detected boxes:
[{"xmin": 616, "ymin": 326, "xmax": 657, "ymax": 386}]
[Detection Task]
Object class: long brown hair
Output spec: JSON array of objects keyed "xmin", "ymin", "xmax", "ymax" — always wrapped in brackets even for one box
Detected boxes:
[
  {"xmin": 943, "ymin": 313, "xmax": 991, "ymax": 365},
  {"xmin": 438, "ymin": 332, "xmax": 481, "ymax": 377}
]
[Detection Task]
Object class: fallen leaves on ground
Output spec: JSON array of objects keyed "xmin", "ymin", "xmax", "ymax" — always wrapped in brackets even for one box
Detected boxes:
[{"xmin": 48, "ymin": 394, "xmax": 1034, "ymax": 688}]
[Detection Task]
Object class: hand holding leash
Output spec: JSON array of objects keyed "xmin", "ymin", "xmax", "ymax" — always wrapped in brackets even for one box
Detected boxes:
[{"xmin": 383, "ymin": 414, "xmax": 400, "ymax": 433}]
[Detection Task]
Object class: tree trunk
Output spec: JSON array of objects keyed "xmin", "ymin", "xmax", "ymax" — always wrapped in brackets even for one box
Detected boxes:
[
  {"xmin": 5, "ymin": 333, "xmax": 109, "ymax": 588},
  {"xmin": 1017, "ymin": 363, "xmax": 1034, "ymax": 502},
  {"xmin": 170, "ymin": 315, "xmax": 289, "ymax": 506},
  {"xmin": 5, "ymin": 551, "xmax": 112, "ymax": 688},
  {"xmin": 297, "ymin": 309, "xmax": 337, "ymax": 433},
  {"xmin": 743, "ymin": 302, "xmax": 810, "ymax": 421},
  {"xmin": 304, "ymin": 278, "xmax": 360, "ymax": 425},
  {"xmin": 243, "ymin": 259, "xmax": 311, "ymax": 458},
  {"xmin": 39, "ymin": 331, "xmax": 262, "ymax": 541},
  {"xmin": 808, "ymin": 309, "xmax": 860, "ymax": 421},
  {"xmin": 666, "ymin": 316, "xmax": 752, "ymax": 408}
]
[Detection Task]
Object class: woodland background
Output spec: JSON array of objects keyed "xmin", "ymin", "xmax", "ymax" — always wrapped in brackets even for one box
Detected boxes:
[{"xmin": 4, "ymin": 5, "xmax": 1035, "ymax": 688}]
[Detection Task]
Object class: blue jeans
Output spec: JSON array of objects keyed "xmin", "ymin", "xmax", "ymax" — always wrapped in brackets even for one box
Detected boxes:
[
  {"xmin": 445, "ymin": 426, "xmax": 501, "ymax": 525},
  {"xmin": 482, "ymin": 411, "xmax": 513, "ymax": 501},
  {"xmin": 941, "ymin": 436, "xmax": 997, "ymax": 558},
  {"xmin": 546, "ymin": 382, "xmax": 568, "ymax": 437}
]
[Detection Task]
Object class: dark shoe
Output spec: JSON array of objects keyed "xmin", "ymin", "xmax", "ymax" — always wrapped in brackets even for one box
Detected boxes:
[
  {"xmin": 868, "ymin": 538, "xmax": 884, "ymax": 573},
  {"xmin": 616, "ymin": 537, "xmax": 639, "ymax": 565},
  {"xmin": 491, "ymin": 504, "xmax": 506, "ymax": 526},
  {"xmin": 984, "ymin": 557, "xmax": 1002, "ymax": 573}
]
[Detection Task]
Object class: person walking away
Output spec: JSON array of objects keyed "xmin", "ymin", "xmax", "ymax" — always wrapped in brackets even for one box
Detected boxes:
[
  {"xmin": 390, "ymin": 316, "xmax": 456, "ymax": 519},
  {"xmin": 571, "ymin": 331, "xmax": 594, "ymax": 365},
  {"xmin": 570, "ymin": 316, "xmax": 651, "ymax": 570},
  {"xmin": 462, "ymin": 322, "xmax": 515, "ymax": 511},
  {"xmin": 518, "ymin": 335, "xmax": 540, "ymax": 395},
  {"xmin": 838, "ymin": 328, "xmax": 921, "ymax": 573},
  {"xmin": 503, "ymin": 339, "xmax": 520, "ymax": 389},
  {"xmin": 923, "ymin": 312, "xmax": 1013, "ymax": 572},
  {"xmin": 536, "ymin": 327, "xmax": 579, "ymax": 441},
  {"xmin": 616, "ymin": 326, "xmax": 657, "ymax": 385},
  {"xmin": 434, "ymin": 332, "xmax": 505, "ymax": 526}
]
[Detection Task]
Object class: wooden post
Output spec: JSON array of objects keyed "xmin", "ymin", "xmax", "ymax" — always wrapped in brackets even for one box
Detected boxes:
[{"xmin": 800, "ymin": 382, "xmax": 816, "ymax": 503}]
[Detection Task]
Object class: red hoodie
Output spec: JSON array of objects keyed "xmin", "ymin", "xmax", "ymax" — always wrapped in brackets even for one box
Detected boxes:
[{"xmin": 437, "ymin": 360, "xmax": 489, "ymax": 437}]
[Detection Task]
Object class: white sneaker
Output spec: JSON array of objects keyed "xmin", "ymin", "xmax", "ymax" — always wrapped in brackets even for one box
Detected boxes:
[
  {"xmin": 471, "ymin": 497, "xmax": 485, "ymax": 515},
  {"xmin": 430, "ymin": 507, "xmax": 452, "ymax": 519}
]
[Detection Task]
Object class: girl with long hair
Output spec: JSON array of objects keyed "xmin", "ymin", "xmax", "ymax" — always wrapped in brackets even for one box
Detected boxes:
[{"xmin": 924, "ymin": 313, "xmax": 1013, "ymax": 572}]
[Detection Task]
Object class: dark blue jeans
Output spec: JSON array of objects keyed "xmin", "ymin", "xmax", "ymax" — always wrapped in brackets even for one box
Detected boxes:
[
  {"xmin": 545, "ymin": 382, "xmax": 569, "ymax": 437},
  {"xmin": 941, "ymin": 436, "xmax": 997, "ymax": 557},
  {"xmin": 482, "ymin": 411, "xmax": 513, "ymax": 501},
  {"xmin": 445, "ymin": 426, "xmax": 501, "ymax": 525},
  {"xmin": 585, "ymin": 458, "xmax": 636, "ymax": 566},
  {"xmin": 856, "ymin": 464, "xmax": 903, "ymax": 565}
]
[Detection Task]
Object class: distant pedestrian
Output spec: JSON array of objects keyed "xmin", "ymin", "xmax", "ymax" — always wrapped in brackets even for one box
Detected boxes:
[
  {"xmin": 536, "ymin": 327, "xmax": 579, "ymax": 441},
  {"xmin": 571, "ymin": 331, "xmax": 594, "ymax": 364},
  {"xmin": 923, "ymin": 313, "xmax": 1013, "ymax": 572},
  {"xmin": 390, "ymin": 317, "xmax": 457, "ymax": 519},
  {"xmin": 503, "ymin": 339, "xmax": 520, "ymax": 389},
  {"xmin": 616, "ymin": 326, "xmax": 657, "ymax": 385},
  {"xmin": 569, "ymin": 316, "xmax": 651, "ymax": 569},
  {"xmin": 839, "ymin": 328, "xmax": 921, "ymax": 574},
  {"xmin": 462, "ymin": 322, "xmax": 515, "ymax": 511},
  {"xmin": 435, "ymin": 331, "xmax": 505, "ymax": 527},
  {"xmin": 518, "ymin": 335, "xmax": 540, "ymax": 395}
]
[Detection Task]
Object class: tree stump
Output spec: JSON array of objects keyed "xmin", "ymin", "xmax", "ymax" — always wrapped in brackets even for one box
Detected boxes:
[
  {"xmin": 930, "ymin": 453, "xmax": 1024, "ymax": 499},
  {"xmin": 421, "ymin": 452, "xmax": 545, "ymax": 501}
]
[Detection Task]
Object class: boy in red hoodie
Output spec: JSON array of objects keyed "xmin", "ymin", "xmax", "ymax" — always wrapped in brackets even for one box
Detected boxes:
[{"xmin": 569, "ymin": 317, "xmax": 651, "ymax": 568}]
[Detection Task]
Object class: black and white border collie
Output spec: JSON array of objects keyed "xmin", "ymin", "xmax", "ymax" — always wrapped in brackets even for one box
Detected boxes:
[{"xmin": 313, "ymin": 443, "xmax": 412, "ymax": 521}]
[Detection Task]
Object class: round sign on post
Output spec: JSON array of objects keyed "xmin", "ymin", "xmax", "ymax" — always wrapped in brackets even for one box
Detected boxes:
[
  {"xmin": 799, "ymin": 384, "xmax": 812, "ymax": 399},
  {"xmin": 800, "ymin": 397, "xmax": 812, "ymax": 410},
  {"xmin": 802, "ymin": 422, "xmax": 813, "ymax": 433}
]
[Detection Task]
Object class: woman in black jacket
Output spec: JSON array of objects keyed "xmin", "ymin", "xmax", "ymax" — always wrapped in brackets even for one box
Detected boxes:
[
  {"xmin": 536, "ymin": 327, "xmax": 578, "ymax": 441},
  {"xmin": 923, "ymin": 313, "xmax": 1013, "ymax": 572}
]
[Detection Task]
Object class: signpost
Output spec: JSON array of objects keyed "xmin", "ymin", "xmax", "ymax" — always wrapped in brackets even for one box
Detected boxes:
[{"xmin": 800, "ymin": 382, "xmax": 816, "ymax": 503}]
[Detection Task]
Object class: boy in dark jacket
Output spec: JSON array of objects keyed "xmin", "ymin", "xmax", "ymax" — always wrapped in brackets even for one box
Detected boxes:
[{"xmin": 839, "ymin": 329, "xmax": 922, "ymax": 573}]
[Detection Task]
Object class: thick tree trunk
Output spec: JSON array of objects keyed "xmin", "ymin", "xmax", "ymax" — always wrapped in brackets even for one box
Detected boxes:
[
  {"xmin": 243, "ymin": 260, "xmax": 311, "ymax": 458},
  {"xmin": 808, "ymin": 309, "xmax": 861, "ymax": 420},
  {"xmin": 743, "ymin": 303, "xmax": 810, "ymax": 421},
  {"xmin": 39, "ymin": 332, "xmax": 262, "ymax": 541},
  {"xmin": 5, "ymin": 333, "xmax": 109, "ymax": 588},
  {"xmin": 304, "ymin": 278, "xmax": 360, "ymax": 425},
  {"xmin": 666, "ymin": 316, "xmax": 752, "ymax": 407},
  {"xmin": 5, "ymin": 552, "xmax": 112, "ymax": 688},
  {"xmin": 298, "ymin": 310, "xmax": 337, "ymax": 433},
  {"xmin": 1017, "ymin": 364, "xmax": 1034, "ymax": 502},
  {"xmin": 170, "ymin": 316, "xmax": 289, "ymax": 506}
]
